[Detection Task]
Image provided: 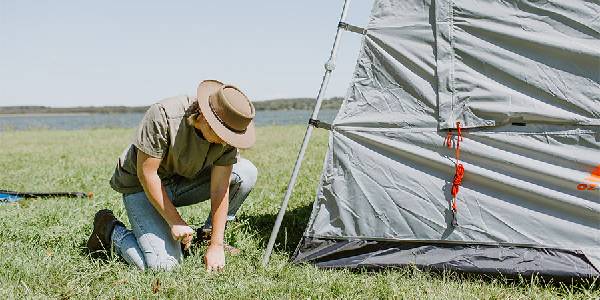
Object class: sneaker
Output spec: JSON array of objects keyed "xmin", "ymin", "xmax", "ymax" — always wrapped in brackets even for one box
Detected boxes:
[{"xmin": 86, "ymin": 209, "xmax": 124, "ymax": 258}]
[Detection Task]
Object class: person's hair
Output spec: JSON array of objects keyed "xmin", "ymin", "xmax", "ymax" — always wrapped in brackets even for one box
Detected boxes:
[{"xmin": 186, "ymin": 100, "xmax": 201, "ymax": 127}]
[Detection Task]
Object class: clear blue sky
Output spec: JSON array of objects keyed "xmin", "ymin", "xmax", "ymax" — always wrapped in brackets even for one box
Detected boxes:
[{"xmin": 0, "ymin": 0, "xmax": 374, "ymax": 107}]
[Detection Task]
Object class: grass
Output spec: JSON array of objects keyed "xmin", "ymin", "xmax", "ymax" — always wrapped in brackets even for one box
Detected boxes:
[{"xmin": 0, "ymin": 125, "xmax": 598, "ymax": 299}]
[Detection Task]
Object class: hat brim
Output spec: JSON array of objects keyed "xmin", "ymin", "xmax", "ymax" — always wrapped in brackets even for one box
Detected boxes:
[{"xmin": 197, "ymin": 80, "xmax": 256, "ymax": 149}]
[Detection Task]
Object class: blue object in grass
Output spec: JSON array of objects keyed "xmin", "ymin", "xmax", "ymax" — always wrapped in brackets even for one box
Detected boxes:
[{"xmin": 0, "ymin": 193, "xmax": 23, "ymax": 203}]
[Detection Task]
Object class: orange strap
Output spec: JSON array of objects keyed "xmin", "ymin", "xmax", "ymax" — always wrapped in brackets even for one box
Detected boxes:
[
  {"xmin": 451, "ymin": 164, "xmax": 464, "ymax": 211},
  {"xmin": 444, "ymin": 130, "xmax": 453, "ymax": 148},
  {"xmin": 446, "ymin": 122, "xmax": 465, "ymax": 215}
]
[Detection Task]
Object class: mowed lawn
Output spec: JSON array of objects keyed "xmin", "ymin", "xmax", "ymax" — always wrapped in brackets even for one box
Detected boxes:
[{"xmin": 0, "ymin": 126, "xmax": 597, "ymax": 299}]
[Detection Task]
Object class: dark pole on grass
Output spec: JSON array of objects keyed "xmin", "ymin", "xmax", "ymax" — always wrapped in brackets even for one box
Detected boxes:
[
  {"xmin": 262, "ymin": 0, "xmax": 352, "ymax": 267},
  {"xmin": 0, "ymin": 189, "xmax": 93, "ymax": 199}
]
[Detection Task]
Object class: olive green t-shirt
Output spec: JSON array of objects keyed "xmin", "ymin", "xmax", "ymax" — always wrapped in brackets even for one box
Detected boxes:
[{"xmin": 109, "ymin": 95, "xmax": 238, "ymax": 194}]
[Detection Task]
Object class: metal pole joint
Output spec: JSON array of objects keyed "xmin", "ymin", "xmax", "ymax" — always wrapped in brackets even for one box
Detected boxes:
[{"xmin": 324, "ymin": 60, "xmax": 336, "ymax": 71}]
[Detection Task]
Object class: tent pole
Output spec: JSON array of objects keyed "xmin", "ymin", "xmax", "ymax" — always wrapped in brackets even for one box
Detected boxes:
[{"xmin": 262, "ymin": 0, "xmax": 352, "ymax": 267}]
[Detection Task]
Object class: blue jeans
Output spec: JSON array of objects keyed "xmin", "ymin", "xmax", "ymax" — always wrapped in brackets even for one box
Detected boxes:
[{"xmin": 111, "ymin": 158, "xmax": 257, "ymax": 271}]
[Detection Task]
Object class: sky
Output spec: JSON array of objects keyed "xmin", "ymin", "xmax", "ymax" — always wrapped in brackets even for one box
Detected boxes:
[{"xmin": 0, "ymin": 0, "xmax": 375, "ymax": 107}]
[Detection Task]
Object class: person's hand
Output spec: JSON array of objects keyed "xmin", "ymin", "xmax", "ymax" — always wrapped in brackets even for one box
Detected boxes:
[
  {"xmin": 204, "ymin": 244, "xmax": 225, "ymax": 272},
  {"xmin": 170, "ymin": 224, "xmax": 194, "ymax": 250}
]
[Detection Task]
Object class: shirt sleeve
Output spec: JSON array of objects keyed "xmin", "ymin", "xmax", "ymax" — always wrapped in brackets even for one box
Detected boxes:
[
  {"xmin": 213, "ymin": 145, "xmax": 238, "ymax": 166},
  {"xmin": 133, "ymin": 104, "xmax": 169, "ymax": 158}
]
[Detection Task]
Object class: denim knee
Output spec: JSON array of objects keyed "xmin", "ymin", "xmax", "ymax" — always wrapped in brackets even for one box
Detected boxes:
[
  {"xmin": 138, "ymin": 232, "xmax": 182, "ymax": 271},
  {"xmin": 233, "ymin": 158, "xmax": 258, "ymax": 191},
  {"xmin": 123, "ymin": 190, "xmax": 183, "ymax": 272},
  {"xmin": 145, "ymin": 254, "xmax": 180, "ymax": 271}
]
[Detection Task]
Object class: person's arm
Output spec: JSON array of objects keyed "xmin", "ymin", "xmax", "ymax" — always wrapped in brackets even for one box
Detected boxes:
[
  {"xmin": 136, "ymin": 149, "xmax": 194, "ymax": 248},
  {"xmin": 204, "ymin": 164, "xmax": 232, "ymax": 272}
]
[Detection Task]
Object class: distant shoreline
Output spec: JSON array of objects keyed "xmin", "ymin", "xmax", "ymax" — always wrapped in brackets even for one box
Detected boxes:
[
  {"xmin": 0, "ymin": 108, "xmax": 340, "ymax": 131},
  {"xmin": 0, "ymin": 113, "xmax": 94, "ymax": 117},
  {"xmin": 0, "ymin": 97, "xmax": 343, "ymax": 115}
]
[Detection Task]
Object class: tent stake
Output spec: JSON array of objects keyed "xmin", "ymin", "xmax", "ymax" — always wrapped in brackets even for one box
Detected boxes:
[{"xmin": 262, "ymin": 0, "xmax": 352, "ymax": 267}]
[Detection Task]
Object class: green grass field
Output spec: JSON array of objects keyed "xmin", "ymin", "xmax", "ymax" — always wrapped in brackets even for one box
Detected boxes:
[{"xmin": 0, "ymin": 126, "xmax": 597, "ymax": 299}]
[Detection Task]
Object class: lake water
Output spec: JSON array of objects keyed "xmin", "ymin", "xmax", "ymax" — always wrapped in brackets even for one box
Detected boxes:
[{"xmin": 0, "ymin": 109, "xmax": 339, "ymax": 131}]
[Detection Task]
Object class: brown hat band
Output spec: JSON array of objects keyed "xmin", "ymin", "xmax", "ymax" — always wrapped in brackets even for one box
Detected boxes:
[
  {"xmin": 207, "ymin": 85, "xmax": 254, "ymax": 134},
  {"xmin": 208, "ymin": 98, "xmax": 247, "ymax": 134}
]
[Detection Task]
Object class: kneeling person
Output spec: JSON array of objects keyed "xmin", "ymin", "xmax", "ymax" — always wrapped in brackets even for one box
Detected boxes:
[{"xmin": 87, "ymin": 80, "xmax": 257, "ymax": 271}]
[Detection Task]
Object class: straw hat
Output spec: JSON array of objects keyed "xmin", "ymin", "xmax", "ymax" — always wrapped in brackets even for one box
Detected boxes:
[{"xmin": 196, "ymin": 80, "xmax": 256, "ymax": 149}]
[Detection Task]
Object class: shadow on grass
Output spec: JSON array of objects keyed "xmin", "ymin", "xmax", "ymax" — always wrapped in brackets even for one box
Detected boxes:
[
  {"xmin": 77, "ymin": 237, "xmax": 120, "ymax": 262},
  {"xmin": 239, "ymin": 204, "xmax": 313, "ymax": 255},
  {"xmin": 76, "ymin": 203, "xmax": 314, "ymax": 262}
]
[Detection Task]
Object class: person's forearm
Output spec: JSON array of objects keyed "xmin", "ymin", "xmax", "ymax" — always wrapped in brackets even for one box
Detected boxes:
[
  {"xmin": 139, "ymin": 172, "xmax": 186, "ymax": 226},
  {"xmin": 209, "ymin": 188, "xmax": 229, "ymax": 245}
]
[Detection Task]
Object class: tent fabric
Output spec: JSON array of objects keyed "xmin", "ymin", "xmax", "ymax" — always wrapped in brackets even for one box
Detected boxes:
[
  {"xmin": 336, "ymin": 0, "xmax": 600, "ymax": 130},
  {"xmin": 293, "ymin": 0, "xmax": 600, "ymax": 277},
  {"xmin": 435, "ymin": 0, "xmax": 600, "ymax": 129}
]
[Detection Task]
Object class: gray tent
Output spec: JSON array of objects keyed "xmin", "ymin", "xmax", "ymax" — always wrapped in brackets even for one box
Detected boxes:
[{"xmin": 265, "ymin": 0, "xmax": 600, "ymax": 278}]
